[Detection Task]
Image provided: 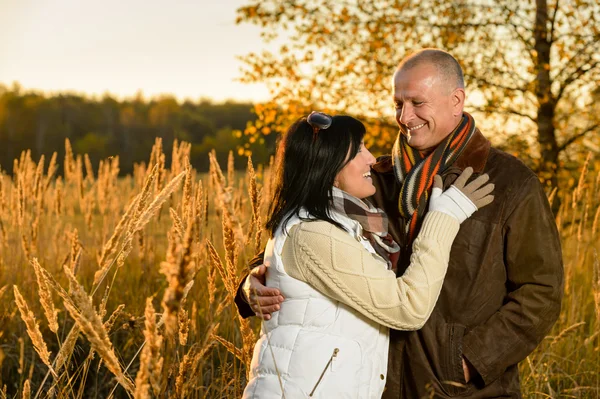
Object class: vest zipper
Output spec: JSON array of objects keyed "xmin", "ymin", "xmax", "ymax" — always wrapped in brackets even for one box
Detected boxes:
[{"xmin": 309, "ymin": 348, "xmax": 339, "ymax": 397}]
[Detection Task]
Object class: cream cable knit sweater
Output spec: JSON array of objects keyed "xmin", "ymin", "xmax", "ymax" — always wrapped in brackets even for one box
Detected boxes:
[{"xmin": 281, "ymin": 211, "xmax": 460, "ymax": 330}]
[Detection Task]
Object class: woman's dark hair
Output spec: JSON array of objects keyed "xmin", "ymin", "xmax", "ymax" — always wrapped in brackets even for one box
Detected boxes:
[{"xmin": 266, "ymin": 114, "xmax": 366, "ymax": 236}]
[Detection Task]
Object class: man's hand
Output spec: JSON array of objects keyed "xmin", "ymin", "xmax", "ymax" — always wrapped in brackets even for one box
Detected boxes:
[{"xmin": 242, "ymin": 265, "xmax": 284, "ymax": 320}]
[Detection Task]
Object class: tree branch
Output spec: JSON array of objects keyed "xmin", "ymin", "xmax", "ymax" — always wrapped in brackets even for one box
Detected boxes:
[
  {"xmin": 500, "ymin": 3, "xmax": 534, "ymax": 56},
  {"xmin": 549, "ymin": 0, "xmax": 560, "ymax": 43},
  {"xmin": 466, "ymin": 75, "xmax": 528, "ymax": 93},
  {"xmin": 558, "ymin": 123, "xmax": 600, "ymax": 152},
  {"xmin": 470, "ymin": 106, "xmax": 537, "ymax": 124},
  {"xmin": 556, "ymin": 58, "xmax": 600, "ymax": 103}
]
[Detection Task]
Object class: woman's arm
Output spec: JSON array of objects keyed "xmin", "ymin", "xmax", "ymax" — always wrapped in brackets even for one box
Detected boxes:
[{"xmin": 282, "ymin": 211, "xmax": 459, "ymax": 330}]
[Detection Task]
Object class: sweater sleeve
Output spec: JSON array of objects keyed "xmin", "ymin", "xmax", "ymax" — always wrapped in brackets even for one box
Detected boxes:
[{"xmin": 281, "ymin": 211, "xmax": 460, "ymax": 330}]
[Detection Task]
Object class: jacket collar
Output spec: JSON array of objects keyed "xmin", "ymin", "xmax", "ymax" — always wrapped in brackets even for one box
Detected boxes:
[{"xmin": 373, "ymin": 128, "xmax": 490, "ymax": 175}]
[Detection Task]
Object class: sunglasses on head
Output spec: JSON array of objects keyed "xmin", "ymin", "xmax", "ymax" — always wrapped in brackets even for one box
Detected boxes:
[{"xmin": 307, "ymin": 111, "xmax": 333, "ymax": 139}]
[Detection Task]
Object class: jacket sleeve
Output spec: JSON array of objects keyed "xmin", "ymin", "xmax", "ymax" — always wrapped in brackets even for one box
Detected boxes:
[
  {"xmin": 461, "ymin": 176, "xmax": 563, "ymax": 386},
  {"xmin": 233, "ymin": 250, "xmax": 265, "ymax": 319},
  {"xmin": 281, "ymin": 211, "xmax": 460, "ymax": 330}
]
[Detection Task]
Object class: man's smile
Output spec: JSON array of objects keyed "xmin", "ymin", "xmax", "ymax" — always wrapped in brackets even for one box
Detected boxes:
[{"xmin": 407, "ymin": 122, "xmax": 426, "ymax": 132}]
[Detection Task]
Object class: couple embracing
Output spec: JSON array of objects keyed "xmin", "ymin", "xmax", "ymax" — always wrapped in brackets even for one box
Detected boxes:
[{"xmin": 237, "ymin": 49, "xmax": 563, "ymax": 398}]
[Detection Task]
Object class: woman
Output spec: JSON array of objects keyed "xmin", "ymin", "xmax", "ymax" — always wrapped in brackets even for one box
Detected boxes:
[{"xmin": 243, "ymin": 113, "xmax": 494, "ymax": 398}]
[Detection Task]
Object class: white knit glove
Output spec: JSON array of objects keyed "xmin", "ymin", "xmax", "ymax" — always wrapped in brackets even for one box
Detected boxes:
[{"xmin": 429, "ymin": 167, "xmax": 494, "ymax": 224}]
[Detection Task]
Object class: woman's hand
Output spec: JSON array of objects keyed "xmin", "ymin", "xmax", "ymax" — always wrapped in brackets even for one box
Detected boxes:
[{"xmin": 429, "ymin": 167, "xmax": 494, "ymax": 223}]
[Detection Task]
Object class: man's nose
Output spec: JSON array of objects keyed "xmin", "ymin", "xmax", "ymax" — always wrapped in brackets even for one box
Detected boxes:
[{"xmin": 398, "ymin": 104, "xmax": 413, "ymax": 126}]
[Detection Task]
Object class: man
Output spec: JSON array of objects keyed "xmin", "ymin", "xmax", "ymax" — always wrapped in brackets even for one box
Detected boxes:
[{"xmin": 235, "ymin": 49, "xmax": 563, "ymax": 398}]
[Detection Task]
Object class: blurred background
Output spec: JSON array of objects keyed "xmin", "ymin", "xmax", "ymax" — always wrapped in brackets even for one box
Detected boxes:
[
  {"xmin": 1, "ymin": 0, "xmax": 597, "ymax": 183},
  {"xmin": 0, "ymin": 0, "xmax": 276, "ymax": 174}
]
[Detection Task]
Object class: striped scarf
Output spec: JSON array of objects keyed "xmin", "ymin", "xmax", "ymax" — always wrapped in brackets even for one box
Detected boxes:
[
  {"xmin": 331, "ymin": 187, "xmax": 400, "ymax": 270},
  {"xmin": 392, "ymin": 112, "xmax": 475, "ymax": 244}
]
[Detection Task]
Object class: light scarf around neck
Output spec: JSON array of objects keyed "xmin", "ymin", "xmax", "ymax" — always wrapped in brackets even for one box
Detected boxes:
[
  {"xmin": 330, "ymin": 186, "xmax": 400, "ymax": 270},
  {"xmin": 392, "ymin": 112, "xmax": 476, "ymax": 244}
]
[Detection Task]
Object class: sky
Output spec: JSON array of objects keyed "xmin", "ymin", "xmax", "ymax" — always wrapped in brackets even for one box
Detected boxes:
[{"xmin": 0, "ymin": 0, "xmax": 271, "ymax": 103}]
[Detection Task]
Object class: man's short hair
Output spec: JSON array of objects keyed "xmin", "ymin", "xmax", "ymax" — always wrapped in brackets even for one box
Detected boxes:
[{"xmin": 397, "ymin": 49, "xmax": 465, "ymax": 91}]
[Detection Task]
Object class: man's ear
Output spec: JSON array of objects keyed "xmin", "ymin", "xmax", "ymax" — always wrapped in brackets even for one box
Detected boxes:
[{"xmin": 451, "ymin": 88, "xmax": 466, "ymax": 117}]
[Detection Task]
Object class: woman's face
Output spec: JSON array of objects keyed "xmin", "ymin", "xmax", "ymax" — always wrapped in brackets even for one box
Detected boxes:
[{"xmin": 336, "ymin": 141, "xmax": 377, "ymax": 199}]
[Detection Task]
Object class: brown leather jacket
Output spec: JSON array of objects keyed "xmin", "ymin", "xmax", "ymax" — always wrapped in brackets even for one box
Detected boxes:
[
  {"xmin": 373, "ymin": 129, "xmax": 563, "ymax": 398},
  {"xmin": 234, "ymin": 129, "xmax": 563, "ymax": 398}
]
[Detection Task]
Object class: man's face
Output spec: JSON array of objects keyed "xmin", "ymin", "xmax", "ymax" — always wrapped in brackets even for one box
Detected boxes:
[{"xmin": 392, "ymin": 63, "xmax": 463, "ymax": 153}]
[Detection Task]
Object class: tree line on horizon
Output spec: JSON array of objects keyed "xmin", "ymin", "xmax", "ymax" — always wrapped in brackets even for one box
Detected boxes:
[{"xmin": 0, "ymin": 84, "xmax": 278, "ymax": 175}]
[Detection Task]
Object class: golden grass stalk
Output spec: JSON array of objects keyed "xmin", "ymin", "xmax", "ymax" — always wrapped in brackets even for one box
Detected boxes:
[
  {"xmin": 547, "ymin": 186, "xmax": 558, "ymax": 209},
  {"xmin": 131, "ymin": 164, "xmax": 158, "ymax": 229},
  {"xmin": 17, "ymin": 176, "xmax": 25, "ymax": 227},
  {"xmin": 177, "ymin": 281, "xmax": 195, "ymax": 346},
  {"xmin": 592, "ymin": 206, "xmax": 600, "ymax": 236},
  {"xmin": 13, "ymin": 286, "xmax": 57, "ymax": 378},
  {"xmin": 178, "ymin": 302, "xmax": 189, "ymax": 346},
  {"xmin": 227, "ymin": 150, "xmax": 235, "ymax": 189},
  {"xmin": 181, "ymin": 164, "xmax": 192, "ymax": 224},
  {"xmin": 190, "ymin": 301, "xmax": 198, "ymax": 337},
  {"xmin": 84, "ymin": 192, "xmax": 94, "ymax": 229},
  {"xmin": 43, "ymin": 151, "xmax": 57, "ymax": 192},
  {"xmin": 174, "ymin": 349, "xmax": 194, "ymax": 399},
  {"xmin": 30, "ymin": 258, "xmax": 58, "ymax": 334},
  {"xmin": 18, "ymin": 337, "xmax": 24, "ymax": 375},
  {"xmin": 97, "ymin": 159, "xmax": 113, "ymax": 216},
  {"xmin": 64, "ymin": 138, "xmax": 74, "ymax": 182},
  {"xmin": 94, "ymin": 194, "xmax": 140, "ymax": 285},
  {"xmin": 84, "ymin": 153, "xmax": 94, "ymax": 183},
  {"xmin": 54, "ymin": 324, "xmax": 81, "ymax": 372},
  {"xmin": 575, "ymin": 152, "xmax": 591, "ymax": 204},
  {"xmin": 54, "ymin": 177, "xmax": 62, "ymax": 216},
  {"xmin": 171, "ymin": 139, "xmax": 181, "ymax": 175},
  {"xmin": 550, "ymin": 322, "xmax": 587, "ymax": 346},
  {"xmin": 69, "ymin": 229, "xmax": 80, "ymax": 274},
  {"xmin": 134, "ymin": 162, "xmax": 146, "ymax": 190},
  {"xmin": 32, "ymin": 155, "xmax": 44, "ymax": 204},
  {"xmin": 194, "ymin": 180, "xmax": 204, "ymax": 238},
  {"xmin": 213, "ymin": 334, "xmax": 244, "ymax": 363},
  {"xmin": 148, "ymin": 138, "xmax": 159, "ymax": 171},
  {"xmin": 61, "ymin": 266, "xmax": 134, "ymax": 393},
  {"xmin": 238, "ymin": 317, "xmax": 257, "ymax": 371},
  {"xmin": 222, "ymin": 209, "xmax": 238, "ymax": 270},
  {"xmin": 104, "ymin": 304, "xmax": 126, "ymax": 333},
  {"xmin": 22, "ymin": 380, "xmax": 30, "ymax": 399},
  {"xmin": 137, "ymin": 229, "xmax": 146, "ymax": 263},
  {"xmin": 134, "ymin": 297, "xmax": 163, "ymax": 399},
  {"xmin": 175, "ymin": 323, "xmax": 218, "ymax": 399},
  {"xmin": 207, "ymin": 261, "xmax": 217, "ymax": 306},
  {"xmin": 21, "ymin": 234, "xmax": 31, "ymax": 260},
  {"xmin": 206, "ymin": 240, "xmax": 236, "ymax": 298},
  {"xmin": 247, "ymin": 156, "xmax": 263, "ymax": 253},
  {"xmin": 160, "ymin": 221, "xmax": 195, "ymax": 338},
  {"xmin": 169, "ymin": 207, "xmax": 185, "ymax": 241},
  {"xmin": 577, "ymin": 203, "xmax": 588, "ymax": 243},
  {"xmin": 132, "ymin": 170, "xmax": 186, "ymax": 234}
]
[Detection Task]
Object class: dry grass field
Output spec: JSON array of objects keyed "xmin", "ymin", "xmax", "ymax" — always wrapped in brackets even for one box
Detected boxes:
[{"xmin": 0, "ymin": 138, "xmax": 598, "ymax": 398}]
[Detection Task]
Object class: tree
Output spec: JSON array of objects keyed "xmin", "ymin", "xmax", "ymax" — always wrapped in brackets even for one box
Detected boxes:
[{"xmin": 236, "ymin": 0, "xmax": 600, "ymax": 192}]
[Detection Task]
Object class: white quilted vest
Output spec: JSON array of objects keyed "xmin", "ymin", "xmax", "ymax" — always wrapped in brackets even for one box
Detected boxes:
[{"xmin": 243, "ymin": 211, "xmax": 390, "ymax": 399}]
